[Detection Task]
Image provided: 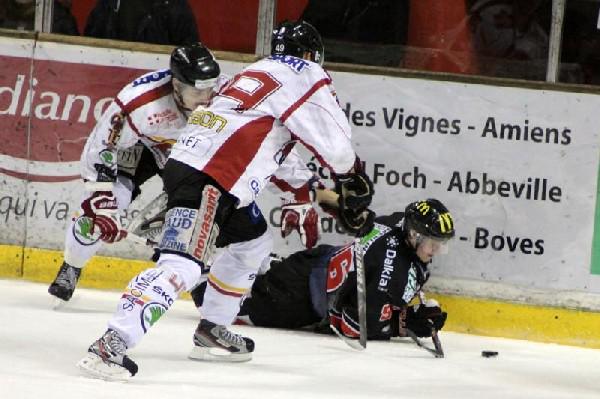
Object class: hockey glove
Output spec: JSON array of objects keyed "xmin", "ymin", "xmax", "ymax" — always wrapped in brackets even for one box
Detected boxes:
[
  {"xmin": 334, "ymin": 171, "xmax": 374, "ymax": 212},
  {"xmin": 338, "ymin": 207, "xmax": 375, "ymax": 237},
  {"xmin": 80, "ymin": 190, "xmax": 125, "ymax": 243},
  {"xmin": 405, "ymin": 299, "xmax": 447, "ymax": 338},
  {"xmin": 281, "ymin": 202, "xmax": 320, "ymax": 249}
]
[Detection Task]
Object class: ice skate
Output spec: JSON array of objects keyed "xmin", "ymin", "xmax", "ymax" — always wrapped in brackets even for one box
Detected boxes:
[
  {"xmin": 48, "ymin": 262, "xmax": 81, "ymax": 304},
  {"xmin": 189, "ymin": 319, "xmax": 254, "ymax": 362},
  {"xmin": 77, "ymin": 329, "xmax": 138, "ymax": 381}
]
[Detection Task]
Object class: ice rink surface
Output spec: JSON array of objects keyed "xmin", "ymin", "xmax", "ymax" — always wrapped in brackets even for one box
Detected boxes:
[{"xmin": 1, "ymin": 279, "xmax": 599, "ymax": 399}]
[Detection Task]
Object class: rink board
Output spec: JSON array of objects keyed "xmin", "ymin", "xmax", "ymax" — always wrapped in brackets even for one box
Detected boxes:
[
  {"xmin": 0, "ymin": 34, "xmax": 600, "ymax": 347},
  {"xmin": 1, "ymin": 243, "xmax": 599, "ymax": 349}
]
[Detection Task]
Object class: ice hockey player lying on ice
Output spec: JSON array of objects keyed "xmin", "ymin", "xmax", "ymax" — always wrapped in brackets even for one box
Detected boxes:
[{"xmin": 192, "ymin": 198, "xmax": 455, "ymax": 341}]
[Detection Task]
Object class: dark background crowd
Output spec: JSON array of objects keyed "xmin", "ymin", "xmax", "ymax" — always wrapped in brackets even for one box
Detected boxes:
[{"xmin": 1, "ymin": 0, "xmax": 598, "ymax": 85}]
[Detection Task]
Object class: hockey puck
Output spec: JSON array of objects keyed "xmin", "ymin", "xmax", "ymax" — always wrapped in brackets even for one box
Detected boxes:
[{"xmin": 481, "ymin": 351, "xmax": 498, "ymax": 358}]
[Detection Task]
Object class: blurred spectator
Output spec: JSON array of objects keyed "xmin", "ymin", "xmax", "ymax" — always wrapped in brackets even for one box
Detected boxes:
[
  {"xmin": 0, "ymin": 0, "xmax": 79, "ymax": 34},
  {"xmin": 53, "ymin": 0, "xmax": 79, "ymax": 35},
  {"xmin": 301, "ymin": 0, "xmax": 409, "ymax": 66},
  {"xmin": 302, "ymin": 0, "xmax": 409, "ymax": 44},
  {"xmin": 84, "ymin": 0, "xmax": 198, "ymax": 45},
  {"xmin": 0, "ymin": 0, "xmax": 35, "ymax": 31},
  {"xmin": 468, "ymin": 0, "xmax": 550, "ymax": 79},
  {"xmin": 560, "ymin": 1, "xmax": 600, "ymax": 84}
]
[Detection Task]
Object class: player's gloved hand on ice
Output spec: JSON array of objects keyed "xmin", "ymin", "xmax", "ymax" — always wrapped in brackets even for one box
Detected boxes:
[
  {"xmin": 281, "ymin": 202, "xmax": 320, "ymax": 249},
  {"xmin": 405, "ymin": 299, "xmax": 447, "ymax": 337},
  {"xmin": 80, "ymin": 189, "xmax": 126, "ymax": 243}
]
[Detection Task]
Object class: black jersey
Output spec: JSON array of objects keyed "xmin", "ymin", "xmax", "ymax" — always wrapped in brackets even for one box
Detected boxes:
[{"xmin": 329, "ymin": 212, "xmax": 430, "ymax": 340}]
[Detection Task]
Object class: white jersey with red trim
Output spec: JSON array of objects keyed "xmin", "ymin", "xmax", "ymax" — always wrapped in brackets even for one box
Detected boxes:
[
  {"xmin": 80, "ymin": 69, "xmax": 230, "ymax": 184},
  {"xmin": 267, "ymin": 148, "xmax": 316, "ymax": 203},
  {"xmin": 169, "ymin": 55, "xmax": 356, "ymax": 207},
  {"xmin": 80, "ymin": 68, "xmax": 184, "ymax": 183}
]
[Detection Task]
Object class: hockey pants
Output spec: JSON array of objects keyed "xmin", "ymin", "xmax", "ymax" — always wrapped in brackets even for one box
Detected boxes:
[{"xmin": 106, "ymin": 230, "xmax": 272, "ymax": 348}]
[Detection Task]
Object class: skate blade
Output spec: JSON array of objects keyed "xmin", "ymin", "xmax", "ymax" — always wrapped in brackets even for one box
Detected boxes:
[
  {"xmin": 188, "ymin": 346, "xmax": 252, "ymax": 363},
  {"xmin": 51, "ymin": 297, "xmax": 68, "ymax": 311},
  {"xmin": 76, "ymin": 353, "xmax": 132, "ymax": 381}
]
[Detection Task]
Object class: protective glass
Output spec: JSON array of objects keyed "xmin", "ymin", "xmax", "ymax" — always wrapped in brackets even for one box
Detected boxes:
[{"xmin": 172, "ymin": 78, "xmax": 215, "ymax": 111}]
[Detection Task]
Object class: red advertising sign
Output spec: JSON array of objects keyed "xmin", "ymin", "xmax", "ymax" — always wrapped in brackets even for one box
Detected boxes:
[{"xmin": 0, "ymin": 54, "xmax": 148, "ymax": 181}]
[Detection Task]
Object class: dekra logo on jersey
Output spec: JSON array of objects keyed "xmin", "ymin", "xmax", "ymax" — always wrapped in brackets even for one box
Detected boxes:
[
  {"xmin": 269, "ymin": 54, "xmax": 310, "ymax": 73},
  {"xmin": 133, "ymin": 70, "xmax": 171, "ymax": 87}
]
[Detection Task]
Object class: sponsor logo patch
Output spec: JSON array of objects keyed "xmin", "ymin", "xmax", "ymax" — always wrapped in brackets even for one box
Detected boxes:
[
  {"xmin": 159, "ymin": 207, "xmax": 199, "ymax": 252},
  {"xmin": 141, "ymin": 303, "xmax": 167, "ymax": 332},
  {"xmin": 379, "ymin": 304, "xmax": 392, "ymax": 322},
  {"xmin": 191, "ymin": 185, "xmax": 221, "ymax": 262},
  {"xmin": 248, "ymin": 177, "xmax": 261, "ymax": 198},
  {"xmin": 268, "ymin": 54, "xmax": 310, "ymax": 73},
  {"xmin": 72, "ymin": 215, "xmax": 100, "ymax": 245},
  {"xmin": 132, "ymin": 70, "xmax": 171, "ymax": 87}
]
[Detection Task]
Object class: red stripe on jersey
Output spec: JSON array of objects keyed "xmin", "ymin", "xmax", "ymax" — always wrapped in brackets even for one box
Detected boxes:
[
  {"xmin": 290, "ymin": 132, "xmax": 333, "ymax": 171},
  {"xmin": 120, "ymin": 82, "xmax": 173, "ymax": 114},
  {"xmin": 202, "ymin": 116, "xmax": 275, "ymax": 191},
  {"xmin": 280, "ymin": 78, "xmax": 330, "ymax": 123},
  {"xmin": 115, "ymin": 82, "xmax": 173, "ymax": 137},
  {"xmin": 207, "ymin": 278, "xmax": 244, "ymax": 298},
  {"xmin": 269, "ymin": 175, "xmax": 295, "ymax": 193},
  {"xmin": 269, "ymin": 175, "xmax": 311, "ymax": 202}
]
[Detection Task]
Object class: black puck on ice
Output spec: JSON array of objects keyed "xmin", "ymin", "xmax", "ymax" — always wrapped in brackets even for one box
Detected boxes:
[{"xmin": 481, "ymin": 351, "xmax": 498, "ymax": 358}]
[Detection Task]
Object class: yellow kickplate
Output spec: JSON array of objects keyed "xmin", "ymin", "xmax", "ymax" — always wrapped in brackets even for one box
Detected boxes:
[{"xmin": 1, "ymin": 244, "xmax": 598, "ymax": 348}]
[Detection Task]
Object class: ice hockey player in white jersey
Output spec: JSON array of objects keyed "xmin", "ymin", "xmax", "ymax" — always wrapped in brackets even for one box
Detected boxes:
[
  {"xmin": 48, "ymin": 43, "xmax": 224, "ymax": 303},
  {"xmin": 77, "ymin": 20, "xmax": 375, "ymax": 381}
]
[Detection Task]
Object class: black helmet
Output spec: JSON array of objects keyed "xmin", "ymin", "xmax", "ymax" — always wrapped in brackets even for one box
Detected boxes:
[
  {"xmin": 404, "ymin": 199, "xmax": 455, "ymax": 240},
  {"xmin": 170, "ymin": 43, "xmax": 220, "ymax": 88},
  {"xmin": 271, "ymin": 20, "xmax": 324, "ymax": 65}
]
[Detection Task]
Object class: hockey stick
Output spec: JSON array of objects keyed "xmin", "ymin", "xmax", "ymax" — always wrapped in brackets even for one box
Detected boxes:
[
  {"xmin": 328, "ymin": 239, "xmax": 367, "ymax": 351},
  {"xmin": 405, "ymin": 328, "xmax": 444, "ymax": 358},
  {"xmin": 316, "ymin": 189, "xmax": 368, "ymax": 349},
  {"xmin": 329, "ymin": 324, "xmax": 365, "ymax": 351},
  {"xmin": 122, "ymin": 192, "xmax": 167, "ymax": 248},
  {"xmin": 416, "ymin": 291, "xmax": 445, "ymax": 358},
  {"xmin": 354, "ymin": 237, "xmax": 368, "ymax": 349},
  {"xmin": 122, "ymin": 230, "xmax": 158, "ymax": 247}
]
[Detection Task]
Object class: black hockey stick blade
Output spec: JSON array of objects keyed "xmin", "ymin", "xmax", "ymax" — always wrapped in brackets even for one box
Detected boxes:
[
  {"xmin": 354, "ymin": 238, "xmax": 367, "ymax": 349},
  {"xmin": 431, "ymin": 328, "xmax": 445, "ymax": 358},
  {"xmin": 330, "ymin": 324, "xmax": 365, "ymax": 351},
  {"xmin": 406, "ymin": 328, "xmax": 444, "ymax": 358}
]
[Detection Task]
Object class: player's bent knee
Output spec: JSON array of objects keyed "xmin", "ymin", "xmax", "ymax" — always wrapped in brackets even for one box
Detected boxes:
[{"xmin": 157, "ymin": 253, "xmax": 204, "ymax": 292}]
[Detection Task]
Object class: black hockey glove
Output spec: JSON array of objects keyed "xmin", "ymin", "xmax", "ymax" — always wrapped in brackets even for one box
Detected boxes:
[
  {"xmin": 405, "ymin": 300, "xmax": 447, "ymax": 338},
  {"xmin": 334, "ymin": 170, "xmax": 374, "ymax": 212},
  {"xmin": 338, "ymin": 207, "xmax": 375, "ymax": 237}
]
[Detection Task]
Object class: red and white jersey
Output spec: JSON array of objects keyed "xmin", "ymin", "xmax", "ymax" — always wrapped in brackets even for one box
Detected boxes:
[
  {"xmin": 170, "ymin": 55, "xmax": 356, "ymax": 207},
  {"xmin": 80, "ymin": 69, "xmax": 229, "ymax": 183},
  {"xmin": 267, "ymin": 148, "xmax": 316, "ymax": 203},
  {"xmin": 80, "ymin": 69, "xmax": 183, "ymax": 182}
]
